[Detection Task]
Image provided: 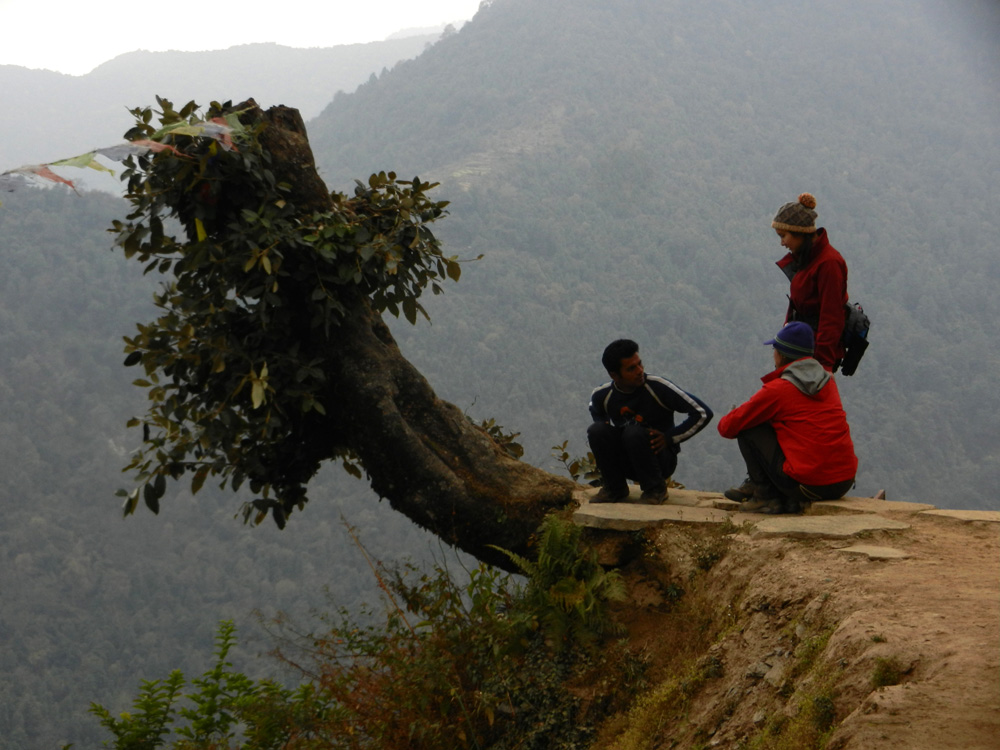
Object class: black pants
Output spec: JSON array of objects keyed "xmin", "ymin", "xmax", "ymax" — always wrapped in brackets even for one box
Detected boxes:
[
  {"xmin": 587, "ymin": 421, "xmax": 677, "ymax": 493},
  {"xmin": 735, "ymin": 423, "xmax": 854, "ymax": 502}
]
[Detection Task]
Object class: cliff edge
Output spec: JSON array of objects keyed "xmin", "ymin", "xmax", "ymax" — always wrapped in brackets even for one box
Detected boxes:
[{"xmin": 573, "ymin": 489, "xmax": 999, "ymax": 749}]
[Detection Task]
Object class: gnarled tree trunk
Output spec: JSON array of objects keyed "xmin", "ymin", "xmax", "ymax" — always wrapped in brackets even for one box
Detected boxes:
[{"xmin": 243, "ymin": 101, "xmax": 577, "ymax": 566}]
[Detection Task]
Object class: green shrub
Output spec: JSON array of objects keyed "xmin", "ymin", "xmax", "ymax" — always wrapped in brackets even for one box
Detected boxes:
[
  {"xmin": 88, "ymin": 621, "xmax": 334, "ymax": 749},
  {"xmin": 89, "ymin": 517, "xmax": 636, "ymax": 749}
]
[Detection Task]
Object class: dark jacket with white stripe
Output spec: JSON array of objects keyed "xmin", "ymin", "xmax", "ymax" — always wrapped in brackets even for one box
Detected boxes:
[{"xmin": 589, "ymin": 375, "xmax": 713, "ymax": 452}]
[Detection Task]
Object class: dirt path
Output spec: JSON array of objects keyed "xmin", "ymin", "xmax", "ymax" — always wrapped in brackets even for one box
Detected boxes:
[
  {"xmin": 818, "ymin": 512, "xmax": 999, "ymax": 749},
  {"xmin": 592, "ymin": 496, "xmax": 1000, "ymax": 749}
]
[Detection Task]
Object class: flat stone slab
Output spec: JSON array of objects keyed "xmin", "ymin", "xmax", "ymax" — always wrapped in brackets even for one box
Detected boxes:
[
  {"xmin": 712, "ymin": 497, "xmax": 742, "ymax": 511},
  {"xmin": 572, "ymin": 487, "xmax": 940, "ymax": 538},
  {"xmin": 749, "ymin": 514, "xmax": 910, "ymax": 539},
  {"xmin": 708, "ymin": 495, "xmax": 935, "ymax": 516},
  {"xmin": 575, "ymin": 497, "xmax": 908, "ymax": 539},
  {"xmin": 666, "ymin": 488, "xmax": 727, "ymax": 508},
  {"xmin": 810, "ymin": 497, "xmax": 936, "ymax": 515},
  {"xmin": 574, "ymin": 502, "xmax": 734, "ymax": 530},
  {"xmin": 919, "ymin": 509, "xmax": 1000, "ymax": 523},
  {"xmin": 577, "ymin": 486, "xmax": 720, "ymax": 508},
  {"xmin": 836, "ymin": 544, "xmax": 912, "ymax": 560}
]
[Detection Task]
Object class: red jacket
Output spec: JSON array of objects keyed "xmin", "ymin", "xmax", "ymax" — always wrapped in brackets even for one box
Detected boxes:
[
  {"xmin": 777, "ymin": 228, "xmax": 848, "ymax": 370},
  {"xmin": 717, "ymin": 359, "xmax": 857, "ymax": 485}
]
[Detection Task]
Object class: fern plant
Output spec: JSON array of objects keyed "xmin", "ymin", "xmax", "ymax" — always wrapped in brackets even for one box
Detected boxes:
[{"xmin": 494, "ymin": 515, "xmax": 626, "ymax": 652}]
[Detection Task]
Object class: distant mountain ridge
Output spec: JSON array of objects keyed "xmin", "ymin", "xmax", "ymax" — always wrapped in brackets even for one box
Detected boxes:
[{"xmin": 0, "ymin": 33, "xmax": 441, "ymax": 177}]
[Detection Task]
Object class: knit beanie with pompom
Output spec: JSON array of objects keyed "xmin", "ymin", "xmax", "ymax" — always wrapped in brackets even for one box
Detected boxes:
[{"xmin": 771, "ymin": 193, "xmax": 818, "ymax": 233}]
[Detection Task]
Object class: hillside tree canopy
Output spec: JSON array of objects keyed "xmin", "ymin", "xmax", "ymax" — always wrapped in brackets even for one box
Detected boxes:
[{"xmin": 114, "ymin": 98, "xmax": 573, "ymax": 565}]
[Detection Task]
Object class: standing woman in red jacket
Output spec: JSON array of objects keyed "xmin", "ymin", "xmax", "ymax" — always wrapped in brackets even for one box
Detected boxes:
[{"xmin": 772, "ymin": 193, "xmax": 848, "ymax": 372}]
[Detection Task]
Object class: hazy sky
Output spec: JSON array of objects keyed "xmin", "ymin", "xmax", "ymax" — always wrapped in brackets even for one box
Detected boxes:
[{"xmin": 0, "ymin": 0, "xmax": 483, "ymax": 75}]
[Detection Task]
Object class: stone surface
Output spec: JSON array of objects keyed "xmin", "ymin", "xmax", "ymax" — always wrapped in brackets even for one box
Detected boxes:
[
  {"xmin": 713, "ymin": 495, "xmax": 935, "ymax": 516},
  {"xmin": 919, "ymin": 509, "xmax": 1000, "ymax": 523},
  {"xmin": 763, "ymin": 657, "xmax": 791, "ymax": 688},
  {"xmin": 665, "ymin": 487, "xmax": 725, "ymax": 508},
  {"xmin": 711, "ymin": 497, "xmax": 743, "ymax": 512},
  {"xmin": 836, "ymin": 544, "xmax": 911, "ymax": 560},
  {"xmin": 579, "ymin": 485, "xmax": 721, "ymax": 508},
  {"xmin": 809, "ymin": 496, "xmax": 937, "ymax": 515},
  {"xmin": 573, "ymin": 487, "xmax": 1000, "ymax": 537},
  {"xmin": 575, "ymin": 487, "xmax": 917, "ymax": 538},
  {"xmin": 574, "ymin": 501, "xmax": 734, "ymax": 530},
  {"xmin": 749, "ymin": 514, "xmax": 910, "ymax": 539}
]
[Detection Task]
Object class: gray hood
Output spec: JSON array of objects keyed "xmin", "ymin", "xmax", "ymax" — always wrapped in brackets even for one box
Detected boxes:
[{"xmin": 780, "ymin": 358, "xmax": 831, "ymax": 396}]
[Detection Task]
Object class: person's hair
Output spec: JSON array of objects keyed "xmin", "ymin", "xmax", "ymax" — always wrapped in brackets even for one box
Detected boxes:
[
  {"xmin": 775, "ymin": 351, "xmax": 797, "ymax": 367},
  {"xmin": 602, "ymin": 339, "xmax": 639, "ymax": 375},
  {"xmin": 793, "ymin": 231, "xmax": 814, "ymax": 257}
]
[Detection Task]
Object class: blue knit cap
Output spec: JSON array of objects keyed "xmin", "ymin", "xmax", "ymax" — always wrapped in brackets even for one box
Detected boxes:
[{"xmin": 764, "ymin": 322, "xmax": 815, "ymax": 359}]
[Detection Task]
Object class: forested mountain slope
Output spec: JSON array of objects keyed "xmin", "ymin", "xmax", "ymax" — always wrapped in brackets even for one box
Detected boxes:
[{"xmin": 311, "ymin": 0, "xmax": 1000, "ymax": 510}]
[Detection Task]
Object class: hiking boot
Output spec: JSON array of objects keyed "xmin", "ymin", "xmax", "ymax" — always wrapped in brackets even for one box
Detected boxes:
[
  {"xmin": 759, "ymin": 497, "xmax": 802, "ymax": 515},
  {"xmin": 738, "ymin": 484, "xmax": 781, "ymax": 512},
  {"xmin": 637, "ymin": 486, "xmax": 668, "ymax": 505},
  {"xmin": 590, "ymin": 486, "xmax": 629, "ymax": 504},
  {"xmin": 724, "ymin": 477, "xmax": 760, "ymax": 502},
  {"xmin": 738, "ymin": 498, "xmax": 768, "ymax": 512}
]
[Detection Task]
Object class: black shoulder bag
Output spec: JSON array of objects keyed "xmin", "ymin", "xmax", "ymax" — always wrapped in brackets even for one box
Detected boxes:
[{"xmin": 839, "ymin": 302, "xmax": 870, "ymax": 376}]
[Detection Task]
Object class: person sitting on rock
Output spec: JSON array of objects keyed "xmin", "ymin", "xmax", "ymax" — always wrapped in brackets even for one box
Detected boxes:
[
  {"xmin": 719, "ymin": 322, "xmax": 857, "ymax": 514},
  {"xmin": 588, "ymin": 339, "xmax": 713, "ymax": 504}
]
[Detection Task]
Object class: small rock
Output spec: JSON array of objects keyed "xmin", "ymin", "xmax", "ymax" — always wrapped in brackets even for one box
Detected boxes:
[{"xmin": 764, "ymin": 658, "xmax": 790, "ymax": 687}]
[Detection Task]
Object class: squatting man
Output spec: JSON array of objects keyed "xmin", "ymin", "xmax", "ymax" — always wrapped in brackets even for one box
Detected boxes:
[{"xmin": 587, "ymin": 339, "xmax": 713, "ymax": 504}]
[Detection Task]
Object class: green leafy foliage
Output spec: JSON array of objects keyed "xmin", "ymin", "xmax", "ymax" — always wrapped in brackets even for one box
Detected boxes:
[
  {"xmin": 493, "ymin": 515, "xmax": 626, "ymax": 652},
  {"xmin": 90, "ymin": 521, "xmax": 638, "ymax": 749},
  {"xmin": 551, "ymin": 440, "xmax": 600, "ymax": 484},
  {"xmin": 290, "ymin": 519, "xmax": 629, "ymax": 748},
  {"xmin": 111, "ymin": 99, "xmax": 460, "ymax": 525},
  {"xmin": 89, "ymin": 670, "xmax": 185, "ymax": 749},
  {"xmin": 88, "ymin": 621, "xmax": 336, "ymax": 749},
  {"xmin": 472, "ymin": 415, "xmax": 525, "ymax": 459}
]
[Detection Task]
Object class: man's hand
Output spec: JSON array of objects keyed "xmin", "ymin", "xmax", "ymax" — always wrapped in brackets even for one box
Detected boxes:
[{"xmin": 648, "ymin": 428, "xmax": 667, "ymax": 454}]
